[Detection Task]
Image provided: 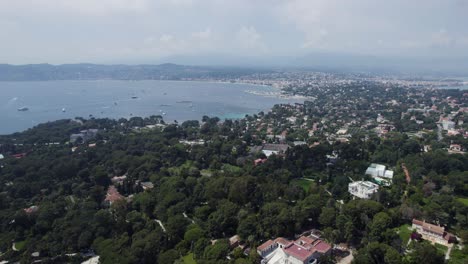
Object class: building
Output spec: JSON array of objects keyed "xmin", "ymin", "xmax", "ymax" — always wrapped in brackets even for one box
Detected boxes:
[
  {"xmin": 104, "ymin": 186, "xmax": 124, "ymax": 206},
  {"xmin": 441, "ymin": 120, "xmax": 455, "ymax": 130},
  {"xmin": 70, "ymin": 129, "xmax": 99, "ymax": 143},
  {"xmin": 111, "ymin": 175, "xmax": 127, "ymax": 185},
  {"xmin": 293, "ymin": 141, "xmax": 307, "ymax": 146},
  {"xmin": 24, "ymin": 205, "xmax": 39, "ymax": 214},
  {"xmin": 254, "ymin": 158, "xmax": 267, "ymax": 166},
  {"xmin": 449, "ymin": 144, "xmax": 463, "ymax": 153},
  {"xmin": 261, "ymin": 144, "xmax": 290, "ymax": 157},
  {"xmin": 257, "ymin": 236, "xmax": 331, "ymax": 264},
  {"xmin": 140, "ymin": 181, "xmax": 154, "ymax": 191},
  {"xmin": 229, "ymin": 235, "xmax": 241, "ymax": 249},
  {"xmin": 348, "ymin": 181, "xmax": 379, "ymax": 199},
  {"xmin": 365, "ymin": 163, "xmax": 394, "ymax": 186},
  {"xmin": 412, "ymin": 219, "xmax": 456, "ymax": 246},
  {"xmin": 179, "ymin": 139, "xmax": 205, "ymax": 146},
  {"xmin": 13, "ymin": 153, "xmax": 27, "ymax": 159}
]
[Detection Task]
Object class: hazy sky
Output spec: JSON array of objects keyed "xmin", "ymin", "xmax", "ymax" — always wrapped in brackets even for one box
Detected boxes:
[{"xmin": 1, "ymin": 0, "xmax": 467, "ymax": 64}]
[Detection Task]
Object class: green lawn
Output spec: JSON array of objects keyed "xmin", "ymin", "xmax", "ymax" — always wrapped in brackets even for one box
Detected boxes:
[
  {"xmin": 457, "ymin": 197, "xmax": 468, "ymax": 206},
  {"xmin": 222, "ymin": 164, "xmax": 243, "ymax": 175},
  {"xmin": 292, "ymin": 178, "xmax": 313, "ymax": 192},
  {"xmin": 435, "ymin": 243, "xmax": 448, "ymax": 255},
  {"xmin": 397, "ymin": 224, "xmax": 412, "ymax": 245},
  {"xmin": 14, "ymin": 240, "xmax": 26, "ymax": 251},
  {"xmin": 182, "ymin": 253, "xmax": 197, "ymax": 264},
  {"xmin": 200, "ymin": 169, "xmax": 213, "ymax": 177}
]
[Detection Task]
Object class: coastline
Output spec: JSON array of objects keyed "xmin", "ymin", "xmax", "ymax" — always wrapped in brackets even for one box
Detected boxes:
[{"xmin": 0, "ymin": 80, "xmax": 300, "ymax": 135}]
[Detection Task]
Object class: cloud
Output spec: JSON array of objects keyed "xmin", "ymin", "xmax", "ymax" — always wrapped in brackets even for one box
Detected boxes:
[
  {"xmin": 0, "ymin": 0, "xmax": 150, "ymax": 16},
  {"xmin": 192, "ymin": 28, "xmax": 212, "ymax": 40},
  {"xmin": 235, "ymin": 26, "xmax": 267, "ymax": 52},
  {"xmin": 160, "ymin": 34, "xmax": 175, "ymax": 43},
  {"xmin": 0, "ymin": 0, "xmax": 467, "ymax": 64},
  {"xmin": 430, "ymin": 29, "xmax": 453, "ymax": 47}
]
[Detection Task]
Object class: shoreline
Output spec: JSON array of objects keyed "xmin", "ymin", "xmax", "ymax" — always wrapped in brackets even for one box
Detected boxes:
[{"xmin": 0, "ymin": 80, "xmax": 304, "ymax": 136}]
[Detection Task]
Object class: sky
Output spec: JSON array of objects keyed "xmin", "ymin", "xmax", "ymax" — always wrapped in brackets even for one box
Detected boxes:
[{"xmin": 0, "ymin": 0, "xmax": 467, "ymax": 65}]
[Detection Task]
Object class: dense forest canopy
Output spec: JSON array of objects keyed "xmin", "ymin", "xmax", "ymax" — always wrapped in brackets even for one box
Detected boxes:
[{"xmin": 0, "ymin": 82, "xmax": 467, "ymax": 264}]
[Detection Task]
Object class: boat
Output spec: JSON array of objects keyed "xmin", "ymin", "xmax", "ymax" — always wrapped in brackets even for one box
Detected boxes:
[
  {"xmin": 162, "ymin": 112, "xmax": 167, "ymax": 116},
  {"xmin": 17, "ymin": 107, "xmax": 29, "ymax": 111},
  {"xmin": 160, "ymin": 104, "xmax": 172, "ymax": 107},
  {"xmin": 176, "ymin": 100, "xmax": 192, "ymax": 104},
  {"xmin": 131, "ymin": 96, "xmax": 138, "ymax": 99},
  {"xmin": 62, "ymin": 108, "xmax": 66, "ymax": 112}
]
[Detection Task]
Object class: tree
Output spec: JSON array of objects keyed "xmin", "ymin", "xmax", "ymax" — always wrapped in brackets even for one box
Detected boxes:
[
  {"xmin": 158, "ymin": 249, "xmax": 180, "ymax": 264},
  {"xmin": 368, "ymin": 212, "xmax": 392, "ymax": 242},
  {"xmin": 407, "ymin": 242, "xmax": 445, "ymax": 264},
  {"xmin": 319, "ymin": 207, "xmax": 337, "ymax": 228},
  {"xmin": 204, "ymin": 240, "xmax": 229, "ymax": 261},
  {"xmin": 353, "ymin": 242, "xmax": 401, "ymax": 264},
  {"xmin": 184, "ymin": 226, "xmax": 204, "ymax": 243}
]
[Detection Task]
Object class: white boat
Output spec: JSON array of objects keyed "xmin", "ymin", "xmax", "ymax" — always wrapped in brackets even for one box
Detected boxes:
[{"xmin": 17, "ymin": 107, "xmax": 29, "ymax": 111}]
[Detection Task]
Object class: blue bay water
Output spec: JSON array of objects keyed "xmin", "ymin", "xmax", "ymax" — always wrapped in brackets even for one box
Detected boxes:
[{"xmin": 0, "ymin": 80, "xmax": 300, "ymax": 135}]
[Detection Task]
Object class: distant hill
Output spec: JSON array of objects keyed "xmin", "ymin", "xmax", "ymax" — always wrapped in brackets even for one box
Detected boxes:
[
  {"xmin": 160, "ymin": 53, "xmax": 468, "ymax": 76},
  {"xmin": 0, "ymin": 63, "xmax": 270, "ymax": 81}
]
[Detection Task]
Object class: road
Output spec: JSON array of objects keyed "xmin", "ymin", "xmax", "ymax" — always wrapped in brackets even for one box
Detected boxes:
[
  {"xmin": 437, "ymin": 124, "xmax": 443, "ymax": 141},
  {"xmin": 337, "ymin": 250, "xmax": 354, "ymax": 264},
  {"xmin": 154, "ymin": 219, "xmax": 167, "ymax": 233}
]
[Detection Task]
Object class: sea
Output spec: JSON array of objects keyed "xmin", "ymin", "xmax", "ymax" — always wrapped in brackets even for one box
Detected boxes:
[{"xmin": 0, "ymin": 80, "xmax": 302, "ymax": 135}]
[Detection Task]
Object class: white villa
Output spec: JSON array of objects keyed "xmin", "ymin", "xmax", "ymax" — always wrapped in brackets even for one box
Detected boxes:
[
  {"xmin": 261, "ymin": 144, "xmax": 290, "ymax": 157},
  {"xmin": 441, "ymin": 120, "xmax": 455, "ymax": 130},
  {"xmin": 365, "ymin": 163, "xmax": 394, "ymax": 186},
  {"xmin": 257, "ymin": 236, "xmax": 331, "ymax": 264},
  {"xmin": 348, "ymin": 181, "xmax": 379, "ymax": 199}
]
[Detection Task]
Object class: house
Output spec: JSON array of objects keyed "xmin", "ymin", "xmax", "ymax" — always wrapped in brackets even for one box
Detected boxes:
[
  {"xmin": 449, "ymin": 144, "xmax": 463, "ymax": 153},
  {"xmin": 140, "ymin": 181, "xmax": 154, "ymax": 190},
  {"xmin": 179, "ymin": 139, "xmax": 205, "ymax": 146},
  {"xmin": 293, "ymin": 141, "xmax": 307, "ymax": 146},
  {"xmin": 412, "ymin": 219, "xmax": 456, "ymax": 246},
  {"xmin": 24, "ymin": 205, "xmax": 39, "ymax": 214},
  {"xmin": 441, "ymin": 120, "xmax": 455, "ymax": 130},
  {"xmin": 261, "ymin": 144, "xmax": 290, "ymax": 157},
  {"xmin": 104, "ymin": 186, "xmax": 124, "ymax": 206},
  {"xmin": 13, "ymin": 153, "xmax": 27, "ymax": 159},
  {"xmin": 447, "ymin": 129, "xmax": 460, "ymax": 136},
  {"xmin": 257, "ymin": 236, "xmax": 331, "ymax": 264},
  {"xmin": 111, "ymin": 175, "xmax": 127, "ymax": 185},
  {"xmin": 254, "ymin": 158, "xmax": 267, "ymax": 166},
  {"xmin": 70, "ymin": 129, "xmax": 99, "ymax": 143},
  {"xmin": 348, "ymin": 181, "xmax": 379, "ymax": 199},
  {"xmin": 229, "ymin": 235, "xmax": 241, "ymax": 249},
  {"xmin": 365, "ymin": 163, "xmax": 394, "ymax": 186}
]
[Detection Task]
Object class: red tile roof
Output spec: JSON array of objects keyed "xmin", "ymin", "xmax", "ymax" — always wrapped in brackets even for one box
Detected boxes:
[
  {"xmin": 284, "ymin": 244, "xmax": 314, "ymax": 261},
  {"xmin": 274, "ymin": 237, "xmax": 292, "ymax": 247},
  {"xmin": 297, "ymin": 236, "xmax": 316, "ymax": 245},
  {"xmin": 413, "ymin": 219, "xmax": 445, "ymax": 236},
  {"xmin": 313, "ymin": 241, "xmax": 332, "ymax": 253},
  {"xmin": 105, "ymin": 186, "xmax": 124, "ymax": 203},
  {"xmin": 257, "ymin": 240, "xmax": 274, "ymax": 252}
]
